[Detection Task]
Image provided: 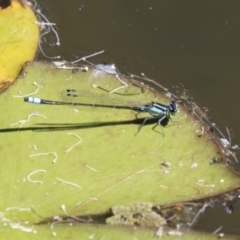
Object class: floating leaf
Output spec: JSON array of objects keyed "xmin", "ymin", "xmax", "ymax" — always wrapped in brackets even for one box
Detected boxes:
[
  {"xmin": 0, "ymin": 0, "xmax": 39, "ymax": 92},
  {"xmin": 0, "ymin": 62, "xmax": 239, "ymax": 235}
]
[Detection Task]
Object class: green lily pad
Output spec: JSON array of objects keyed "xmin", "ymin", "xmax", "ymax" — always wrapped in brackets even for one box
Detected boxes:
[{"xmin": 0, "ymin": 61, "xmax": 239, "ymax": 226}]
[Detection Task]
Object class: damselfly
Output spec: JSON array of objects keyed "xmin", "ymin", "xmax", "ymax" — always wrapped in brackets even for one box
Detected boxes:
[{"xmin": 24, "ymin": 89, "xmax": 179, "ymax": 134}]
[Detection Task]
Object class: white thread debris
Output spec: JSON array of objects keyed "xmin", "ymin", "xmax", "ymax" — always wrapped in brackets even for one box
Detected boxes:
[
  {"xmin": 61, "ymin": 205, "xmax": 85, "ymax": 222},
  {"xmin": 10, "ymin": 222, "xmax": 36, "ymax": 233},
  {"xmin": 52, "ymin": 61, "xmax": 89, "ymax": 72},
  {"xmin": 109, "ymin": 75, "xmax": 128, "ymax": 94},
  {"xmin": 29, "ymin": 151, "xmax": 58, "ymax": 163},
  {"xmin": 31, "ymin": 1, "xmax": 61, "ymax": 59},
  {"xmin": 187, "ymin": 201, "xmax": 215, "ymax": 227},
  {"xmin": 212, "ymin": 226, "xmax": 223, "ymax": 235},
  {"xmin": 13, "ymin": 82, "xmax": 41, "ymax": 98},
  {"xmin": 65, "ymin": 133, "xmax": 82, "ymax": 153},
  {"xmin": 70, "ymin": 50, "xmax": 104, "ymax": 64},
  {"xmin": 86, "ymin": 165, "xmax": 99, "ymax": 172},
  {"xmin": 5, "ymin": 207, "xmax": 31, "ymax": 212},
  {"xmin": 27, "ymin": 169, "xmax": 47, "ymax": 184},
  {"xmin": 10, "ymin": 112, "xmax": 46, "ymax": 128},
  {"xmin": 56, "ymin": 177, "xmax": 81, "ymax": 189}
]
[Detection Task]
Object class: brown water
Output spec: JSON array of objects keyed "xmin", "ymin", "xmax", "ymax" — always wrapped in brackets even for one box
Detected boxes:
[{"xmin": 37, "ymin": 0, "xmax": 240, "ymax": 235}]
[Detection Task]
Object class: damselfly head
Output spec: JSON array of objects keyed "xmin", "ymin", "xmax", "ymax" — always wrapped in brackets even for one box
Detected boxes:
[{"xmin": 169, "ymin": 101, "xmax": 178, "ymax": 115}]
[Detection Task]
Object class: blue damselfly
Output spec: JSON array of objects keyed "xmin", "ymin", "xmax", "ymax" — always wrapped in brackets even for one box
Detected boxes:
[{"xmin": 24, "ymin": 89, "xmax": 178, "ymax": 134}]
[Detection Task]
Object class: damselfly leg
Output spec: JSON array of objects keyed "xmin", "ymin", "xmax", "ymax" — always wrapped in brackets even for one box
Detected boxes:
[{"xmin": 136, "ymin": 115, "xmax": 168, "ymax": 136}]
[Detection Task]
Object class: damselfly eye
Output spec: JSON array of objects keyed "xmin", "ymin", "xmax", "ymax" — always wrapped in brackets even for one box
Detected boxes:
[{"xmin": 169, "ymin": 101, "xmax": 178, "ymax": 114}]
